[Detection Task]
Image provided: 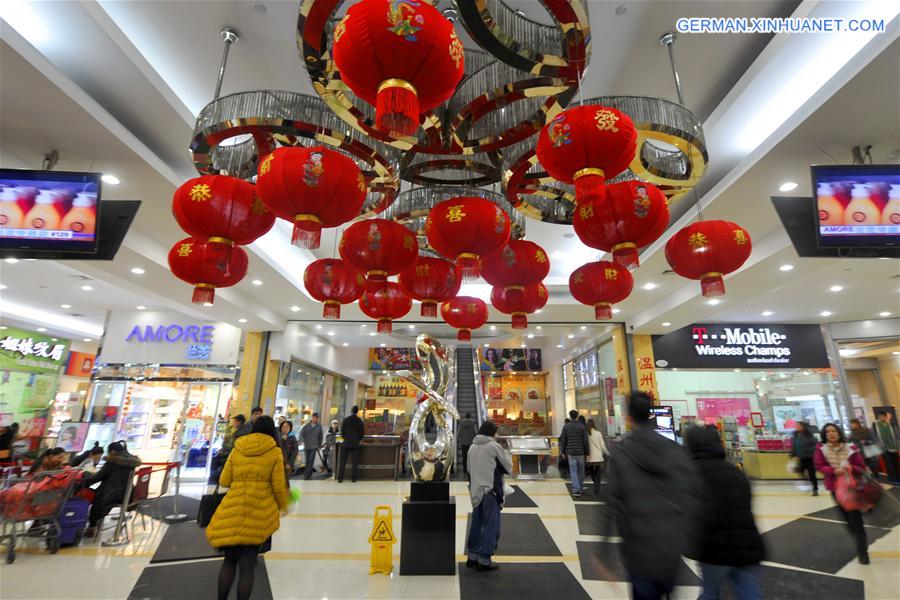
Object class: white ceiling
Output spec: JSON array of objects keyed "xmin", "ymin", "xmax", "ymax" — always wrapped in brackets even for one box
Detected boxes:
[{"xmin": 1, "ymin": 1, "xmax": 899, "ymax": 349}]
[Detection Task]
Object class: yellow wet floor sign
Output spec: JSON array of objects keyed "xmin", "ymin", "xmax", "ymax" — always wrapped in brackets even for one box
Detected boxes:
[{"xmin": 368, "ymin": 505, "xmax": 396, "ymax": 575}]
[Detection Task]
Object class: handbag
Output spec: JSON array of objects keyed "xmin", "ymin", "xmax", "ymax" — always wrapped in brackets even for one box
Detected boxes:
[
  {"xmin": 197, "ymin": 483, "xmax": 226, "ymax": 527},
  {"xmin": 786, "ymin": 457, "xmax": 800, "ymax": 474},
  {"xmin": 856, "ymin": 471, "xmax": 884, "ymax": 505},
  {"xmin": 861, "ymin": 442, "xmax": 882, "ymax": 459},
  {"xmin": 835, "ymin": 471, "xmax": 878, "ymax": 512}
]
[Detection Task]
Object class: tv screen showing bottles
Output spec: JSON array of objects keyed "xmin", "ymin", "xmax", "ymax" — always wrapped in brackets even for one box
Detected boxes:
[
  {"xmin": 0, "ymin": 169, "xmax": 102, "ymax": 253},
  {"xmin": 812, "ymin": 164, "xmax": 900, "ymax": 248}
]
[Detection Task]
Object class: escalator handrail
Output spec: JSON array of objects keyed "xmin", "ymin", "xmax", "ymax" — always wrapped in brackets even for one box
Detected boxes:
[{"xmin": 471, "ymin": 348, "xmax": 487, "ymax": 427}]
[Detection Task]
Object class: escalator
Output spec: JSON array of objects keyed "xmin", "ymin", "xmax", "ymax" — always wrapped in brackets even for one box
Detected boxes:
[{"xmin": 454, "ymin": 346, "xmax": 485, "ymax": 472}]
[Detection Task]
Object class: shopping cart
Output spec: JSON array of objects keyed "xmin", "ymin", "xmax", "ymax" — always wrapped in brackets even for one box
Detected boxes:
[{"xmin": 0, "ymin": 469, "xmax": 79, "ymax": 563}]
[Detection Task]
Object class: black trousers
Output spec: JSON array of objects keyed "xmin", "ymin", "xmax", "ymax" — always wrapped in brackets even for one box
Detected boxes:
[
  {"xmin": 831, "ymin": 492, "xmax": 868, "ymax": 558},
  {"xmin": 460, "ymin": 444, "xmax": 471, "ymax": 474},
  {"xmin": 338, "ymin": 446, "xmax": 360, "ymax": 482},
  {"xmin": 799, "ymin": 457, "xmax": 818, "ymax": 491}
]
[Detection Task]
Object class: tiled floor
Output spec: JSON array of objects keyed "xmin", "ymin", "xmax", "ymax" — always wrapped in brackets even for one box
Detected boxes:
[{"xmin": 1, "ymin": 478, "xmax": 897, "ymax": 599}]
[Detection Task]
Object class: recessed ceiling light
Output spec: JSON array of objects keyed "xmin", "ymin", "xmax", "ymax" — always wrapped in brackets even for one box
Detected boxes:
[
  {"xmin": 342, "ymin": 342, "xmax": 349, "ymax": 347},
  {"xmin": 642, "ymin": 282, "xmax": 658, "ymax": 290},
  {"xmin": 369, "ymin": 332, "xmax": 376, "ymax": 337},
  {"xmin": 612, "ymin": 308, "xmax": 621, "ymax": 314},
  {"xmin": 136, "ymin": 305, "xmax": 147, "ymax": 310},
  {"xmin": 535, "ymin": 309, "xmax": 542, "ymax": 314},
  {"xmin": 408, "ymin": 325, "xmax": 415, "ymax": 329},
  {"xmin": 556, "ymin": 344, "xmax": 563, "ymax": 348},
  {"xmin": 567, "ymin": 334, "xmax": 575, "ymax": 339},
  {"xmin": 60, "ymin": 304, "xmax": 72, "ymax": 309},
  {"xmin": 820, "ymin": 310, "xmax": 832, "ymax": 317},
  {"xmin": 829, "ymin": 285, "xmax": 843, "ymax": 292},
  {"xmin": 879, "ymin": 311, "xmax": 891, "ymax": 317},
  {"xmin": 662, "ymin": 322, "xmax": 671, "ymax": 327},
  {"xmin": 527, "ymin": 334, "xmax": 535, "ymax": 339},
  {"xmin": 779, "ymin": 264, "xmax": 794, "ymax": 272},
  {"xmin": 130, "ymin": 267, "xmax": 145, "ymax": 275},
  {"xmin": 80, "ymin": 285, "xmax": 93, "ymax": 291},
  {"xmin": 37, "ymin": 327, "xmax": 46, "ymax": 332},
  {"xmin": 315, "ymin": 324, "xmax": 322, "ymax": 330},
  {"xmin": 893, "ymin": 351, "xmax": 900, "ymax": 355},
  {"xmin": 0, "ymin": 284, "xmax": 6, "ymax": 290},
  {"xmin": 0, "ymin": 326, "xmax": 6, "ymax": 330},
  {"xmin": 238, "ymin": 318, "xmax": 247, "ymax": 323},
  {"xmin": 520, "ymin": 343, "xmax": 526, "ymax": 348},
  {"xmin": 380, "ymin": 343, "xmax": 386, "ymax": 347},
  {"xmin": 4, "ymin": 258, "xmax": 18, "ymax": 264},
  {"xmin": 203, "ymin": 302, "xmax": 213, "ymax": 307},
  {"xmin": 580, "ymin": 325, "xmax": 587, "ymax": 330},
  {"xmin": 51, "ymin": 338, "xmax": 57, "ymax": 342},
  {"xmin": 536, "ymin": 325, "xmax": 542, "ymax": 330},
  {"xmin": 290, "ymin": 305, "xmax": 300, "ymax": 312},
  {"xmin": 83, "ymin": 338, "xmax": 93, "ymax": 342},
  {"xmin": 490, "ymin": 325, "xmax": 496, "ymax": 330},
  {"xmin": 707, "ymin": 298, "xmax": 720, "ymax": 306},
  {"xmin": 762, "ymin": 310, "xmax": 773, "ymax": 316},
  {"xmin": 327, "ymin": 331, "xmax": 335, "ymax": 336},
  {"xmin": 778, "ymin": 181, "xmax": 798, "ymax": 192},
  {"xmin": 483, "ymin": 343, "xmax": 490, "ymax": 347},
  {"xmin": 251, "ymin": 279, "xmax": 263, "ymax": 286},
  {"xmin": 101, "ymin": 174, "xmax": 120, "ymax": 185}
]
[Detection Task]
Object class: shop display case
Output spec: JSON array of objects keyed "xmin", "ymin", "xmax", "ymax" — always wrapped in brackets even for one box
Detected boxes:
[{"xmin": 504, "ymin": 436, "xmax": 551, "ymax": 480}]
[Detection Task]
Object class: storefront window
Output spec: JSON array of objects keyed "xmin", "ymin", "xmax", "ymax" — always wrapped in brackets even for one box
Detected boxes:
[
  {"xmin": 482, "ymin": 372, "xmax": 550, "ymax": 436},
  {"xmin": 571, "ymin": 339, "xmax": 619, "ymax": 437}
]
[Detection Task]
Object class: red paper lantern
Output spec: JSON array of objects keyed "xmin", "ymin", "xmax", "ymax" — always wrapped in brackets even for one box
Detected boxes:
[
  {"xmin": 168, "ymin": 237, "xmax": 248, "ymax": 305},
  {"xmin": 425, "ymin": 197, "xmax": 511, "ymax": 280},
  {"xmin": 535, "ymin": 104, "xmax": 637, "ymax": 205},
  {"xmin": 304, "ymin": 258, "xmax": 365, "ymax": 320},
  {"xmin": 569, "ymin": 261, "xmax": 633, "ymax": 320},
  {"xmin": 359, "ymin": 282, "xmax": 412, "ymax": 333},
  {"xmin": 398, "ymin": 256, "xmax": 461, "ymax": 318},
  {"xmin": 573, "ymin": 180, "xmax": 669, "ymax": 269},
  {"xmin": 480, "ymin": 240, "xmax": 550, "ymax": 307},
  {"xmin": 332, "ymin": 0, "xmax": 465, "ymax": 137},
  {"xmin": 340, "ymin": 218, "xmax": 419, "ymax": 292},
  {"xmin": 665, "ymin": 220, "xmax": 752, "ymax": 297},
  {"xmin": 255, "ymin": 146, "xmax": 367, "ymax": 249},
  {"xmin": 172, "ymin": 174, "xmax": 275, "ymax": 263},
  {"xmin": 441, "ymin": 296, "xmax": 488, "ymax": 341},
  {"xmin": 491, "ymin": 282, "xmax": 548, "ymax": 329}
]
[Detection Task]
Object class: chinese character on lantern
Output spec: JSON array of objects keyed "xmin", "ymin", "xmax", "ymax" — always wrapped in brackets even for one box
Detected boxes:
[
  {"xmin": 579, "ymin": 204, "xmax": 594, "ymax": 220},
  {"xmin": 251, "ymin": 197, "xmax": 269, "ymax": 215},
  {"xmin": 535, "ymin": 250, "xmax": 547, "ymax": 263},
  {"xmin": 259, "ymin": 154, "xmax": 274, "ymax": 176},
  {"xmin": 446, "ymin": 205, "xmax": 467, "ymax": 223},
  {"xmin": 604, "ymin": 268, "xmax": 618, "ymax": 280},
  {"xmin": 687, "ymin": 232, "xmax": 709, "ymax": 248},
  {"xmin": 734, "ymin": 229, "xmax": 748, "ymax": 245},
  {"xmin": 189, "ymin": 184, "xmax": 212, "ymax": 202},
  {"xmin": 178, "ymin": 243, "xmax": 193, "ymax": 257},
  {"xmin": 415, "ymin": 264, "xmax": 431, "ymax": 277},
  {"xmin": 594, "ymin": 109, "xmax": 620, "ymax": 132},
  {"xmin": 402, "ymin": 236, "xmax": 415, "ymax": 250}
]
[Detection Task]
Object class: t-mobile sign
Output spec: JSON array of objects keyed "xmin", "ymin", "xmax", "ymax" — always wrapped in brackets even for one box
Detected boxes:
[{"xmin": 652, "ymin": 323, "xmax": 830, "ymax": 369}]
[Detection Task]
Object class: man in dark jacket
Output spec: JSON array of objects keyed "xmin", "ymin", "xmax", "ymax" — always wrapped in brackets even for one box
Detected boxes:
[
  {"xmin": 558, "ymin": 409, "xmax": 589, "ymax": 496},
  {"xmin": 338, "ymin": 406, "xmax": 365, "ymax": 483},
  {"xmin": 457, "ymin": 413, "xmax": 478, "ymax": 476},
  {"xmin": 83, "ymin": 442, "xmax": 142, "ymax": 536},
  {"xmin": 300, "ymin": 413, "xmax": 324, "ymax": 480},
  {"xmin": 790, "ymin": 422, "xmax": 819, "ymax": 495},
  {"xmin": 606, "ymin": 393, "xmax": 699, "ymax": 600},
  {"xmin": 685, "ymin": 425, "xmax": 765, "ymax": 600}
]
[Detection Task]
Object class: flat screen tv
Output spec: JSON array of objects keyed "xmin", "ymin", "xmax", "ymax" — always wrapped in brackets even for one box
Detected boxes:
[
  {"xmin": 811, "ymin": 164, "xmax": 900, "ymax": 248},
  {"xmin": 0, "ymin": 168, "xmax": 102, "ymax": 253}
]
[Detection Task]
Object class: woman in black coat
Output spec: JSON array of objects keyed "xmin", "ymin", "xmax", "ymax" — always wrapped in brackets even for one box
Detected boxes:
[
  {"xmin": 685, "ymin": 425, "xmax": 765, "ymax": 600},
  {"xmin": 82, "ymin": 442, "xmax": 141, "ymax": 536}
]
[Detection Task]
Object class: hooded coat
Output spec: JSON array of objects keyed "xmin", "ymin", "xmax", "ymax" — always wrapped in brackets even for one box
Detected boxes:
[
  {"xmin": 83, "ymin": 451, "xmax": 142, "ymax": 518},
  {"xmin": 206, "ymin": 433, "xmax": 288, "ymax": 548},
  {"xmin": 467, "ymin": 434, "xmax": 513, "ymax": 508},
  {"xmin": 606, "ymin": 424, "xmax": 699, "ymax": 584}
]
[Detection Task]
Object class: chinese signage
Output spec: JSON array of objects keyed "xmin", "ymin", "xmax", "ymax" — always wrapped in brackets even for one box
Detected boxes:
[
  {"xmin": 632, "ymin": 335, "xmax": 659, "ymax": 402},
  {"xmin": 652, "ymin": 324, "xmax": 830, "ymax": 369},
  {"xmin": 0, "ymin": 327, "xmax": 71, "ymax": 374},
  {"xmin": 479, "ymin": 348, "xmax": 542, "ymax": 372},
  {"xmin": 368, "ymin": 348, "xmax": 423, "ymax": 371},
  {"xmin": 65, "ymin": 351, "xmax": 96, "ymax": 377}
]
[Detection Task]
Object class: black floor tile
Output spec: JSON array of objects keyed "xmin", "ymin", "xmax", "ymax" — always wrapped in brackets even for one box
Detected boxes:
[
  {"xmin": 458, "ymin": 561, "xmax": 590, "ymax": 600},
  {"xmin": 576, "ymin": 541, "xmax": 700, "ymax": 586},
  {"xmin": 762, "ymin": 517, "xmax": 890, "ymax": 574},
  {"xmin": 128, "ymin": 557, "xmax": 271, "ymax": 599},
  {"xmin": 464, "ymin": 513, "xmax": 561, "ymax": 556}
]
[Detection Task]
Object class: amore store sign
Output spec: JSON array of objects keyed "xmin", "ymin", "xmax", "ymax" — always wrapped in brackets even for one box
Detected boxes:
[
  {"xmin": 125, "ymin": 323, "xmax": 214, "ymax": 361},
  {"xmin": 652, "ymin": 324, "xmax": 831, "ymax": 369}
]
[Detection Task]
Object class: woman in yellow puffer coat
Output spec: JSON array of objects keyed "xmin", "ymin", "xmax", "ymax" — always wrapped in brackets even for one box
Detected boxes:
[{"xmin": 206, "ymin": 415, "xmax": 288, "ymax": 600}]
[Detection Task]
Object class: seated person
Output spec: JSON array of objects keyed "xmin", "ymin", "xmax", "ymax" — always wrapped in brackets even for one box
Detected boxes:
[
  {"xmin": 82, "ymin": 442, "xmax": 141, "ymax": 537},
  {"xmin": 70, "ymin": 443, "xmax": 104, "ymax": 472},
  {"xmin": 28, "ymin": 447, "xmax": 67, "ymax": 475}
]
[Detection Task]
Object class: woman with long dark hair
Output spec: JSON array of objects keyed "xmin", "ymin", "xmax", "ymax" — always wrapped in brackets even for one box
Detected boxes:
[
  {"xmin": 206, "ymin": 415, "xmax": 288, "ymax": 600},
  {"xmin": 813, "ymin": 423, "xmax": 869, "ymax": 564},
  {"xmin": 28, "ymin": 447, "xmax": 67, "ymax": 475}
]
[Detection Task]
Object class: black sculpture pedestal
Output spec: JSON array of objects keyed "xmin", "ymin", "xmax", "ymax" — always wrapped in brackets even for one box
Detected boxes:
[{"xmin": 399, "ymin": 481, "xmax": 456, "ymax": 575}]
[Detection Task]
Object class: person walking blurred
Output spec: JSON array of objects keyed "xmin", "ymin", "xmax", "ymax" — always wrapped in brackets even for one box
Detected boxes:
[
  {"xmin": 465, "ymin": 420, "xmax": 513, "ymax": 571},
  {"xmin": 685, "ymin": 425, "xmax": 765, "ymax": 600},
  {"xmin": 559, "ymin": 410, "xmax": 589, "ymax": 497},
  {"xmin": 300, "ymin": 414, "xmax": 323, "ymax": 480},
  {"xmin": 457, "ymin": 412, "xmax": 478, "ymax": 477},
  {"xmin": 814, "ymin": 422, "xmax": 869, "ymax": 564},
  {"xmin": 279, "ymin": 421, "xmax": 299, "ymax": 481},
  {"xmin": 790, "ymin": 422, "xmax": 819, "ymax": 496},
  {"xmin": 607, "ymin": 393, "xmax": 699, "ymax": 600},
  {"xmin": 206, "ymin": 416, "xmax": 288, "ymax": 600},
  {"xmin": 586, "ymin": 419, "xmax": 608, "ymax": 495},
  {"xmin": 323, "ymin": 419, "xmax": 339, "ymax": 474},
  {"xmin": 338, "ymin": 406, "xmax": 365, "ymax": 483},
  {"xmin": 872, "ymin": 411, "xmax": 900, "ymax": 483},
  {"xmin": 849, "ymin": 418, "xmax": 881, "ymax": 475}
]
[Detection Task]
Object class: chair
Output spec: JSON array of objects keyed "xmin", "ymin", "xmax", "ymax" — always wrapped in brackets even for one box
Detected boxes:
[{"xmin": 125, "ymin": 466, "xmax": 153, "ymax": 533}]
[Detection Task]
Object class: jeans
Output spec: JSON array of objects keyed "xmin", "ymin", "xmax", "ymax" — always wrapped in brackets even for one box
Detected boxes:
[
  {"xmin": 832, "ymin": 492, "xmax": 868, "ymax": 558},
  {"xmin": 338, "ymin": 446, "xmax": 360, "ymax": 482},
  {"xmin": 568, "ymin": 454, "xmax": 586, "ymax": 493},
  {"xmin": 799, "ymin": 457, "xmax": 818, "ymax": 492},
  {"xmin": 467, "ymin": 492, "xmax": 501, "ymax": 565},
  {"xmin": 460, "ymin": 444, "xmax": 471, "ymax": 475},
  {"xmin": 699, "ymin": 564, "xmax": 761, "ymax": 600},
  {"xmin": 303, "ymin": 448, "xmax": 317, "ymax": 480},
  {"xmin": 588, "ymin": 462, "xmax": 603, "ymax": 492},
  {"xmin": 630, "ymin": 574, "xmax": 674, "ymax": 600}
]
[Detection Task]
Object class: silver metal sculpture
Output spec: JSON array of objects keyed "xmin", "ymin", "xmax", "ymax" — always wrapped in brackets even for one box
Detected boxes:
[{"xmin": 397, "ymin": 334, "xmax": 459, "ymax": 482}]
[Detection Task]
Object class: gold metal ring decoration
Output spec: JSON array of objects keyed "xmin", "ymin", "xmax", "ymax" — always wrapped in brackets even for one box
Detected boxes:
[
  {"xmin": 400, "ymin": 150, "xmax": 503, "ymax": 187},
  {"xmin": 189, "ymin": 90, "xmax": 400, "ymax": 215}
]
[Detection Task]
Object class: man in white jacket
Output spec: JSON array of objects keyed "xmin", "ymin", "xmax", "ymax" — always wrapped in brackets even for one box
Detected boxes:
[{"xmin": 465, "ymin": 420, "xmax": 513, "ymax": 571}]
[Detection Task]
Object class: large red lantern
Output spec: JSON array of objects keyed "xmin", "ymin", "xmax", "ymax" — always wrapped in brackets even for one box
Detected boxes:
[
  {"xmin": 573, "ymin": 180, "xmax": 669, "ymax": 269},
  {"xmin": 398, "ymin": 256, "xmax": 461, "ymax": 318},
  {"xmin": 441, "ymin": 296, "xmax": 488, "ymax": 341},
  {"xmin": 255, "ymin": 146, "xmax": 367, "ymax": 249},
  {"xmin": 359, "ymin": 282, "xmax": 412, "ymax": 333},
  {"xmin": 665, "ymin": 220, "xmax": 752, "ymax": 297},
  {"xmin": 304, "ymin": 258, "xmax": 365, "ymax": 320},
  {"xmin": 168, "ymin": 237, "xmax": 248, "ymax": 305},
  {"xmin": 535, "ymin": 104, "xmax": 637, "ymax": 205},
  {"xmin": 339, "ymin": 218, "xmax": 419, "ymax": 292},
  {"xmin": 425, "ymin": 197, "xmax": 511, "ymax": 280},
  {"xmin": 491, "ymin": 283, "xmax": 548, "ymax": 329},
  {"xmin": 332, "ymin": 0, "xmax": 465, "ymax": 136},
  {"xmin": 569, "ymin": 261, "xmax": 633, "ymax": 320},
  {"xmin": 172, "ymin": 174, "xmax": 275, "ymax": 262},
  {"xmin": 480, "ymin": 240, "xmax": 550, "ymax": 307}
]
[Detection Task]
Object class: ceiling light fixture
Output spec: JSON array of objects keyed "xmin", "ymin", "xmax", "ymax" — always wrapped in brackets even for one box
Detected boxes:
[
  {"xmin": 0, "ymin": 284, "xmax": 6, "ymax": 290},
  {"xmin": 60, "ymin": 304, "xmax": 71, "ymax": 309},
  {"xmin": 369, "ymin": 332, "xmax": 376, "ymax": 337},
  {"xmin": 101, "ymin": 174, "xmax": 120, "ymax": 185},
  {"xmin": 527, "ymin": 334, "xmax": 535, "ymax": 339},
  {"xmin": 315, "ymin": 324, "xmax": 322, "ymax": 329},
  {"xmin": 612, "ymin": 308, "xmax": 621, "ymax": 314},
  {"xmin": 342, "ymin": 342, "xmax": 349, "ymax": 347},
  {"xmin": 203, "ymin": 302, "xmax": 214, "ymax": 307},
  {"xmin": 642, "ymin": 282, "xmax": 658, "ymax": 290},
  {"xmin": 83, "ymin": 338, "xmax": 93, "ymax": 342},
  {"xmin": 37, "ymin": 327, "xmax": 46, "ymax": 332},
  {"xmin": 829, "ymin": 285, "xmax": 843, "ymax": 292},
  {"xmin": 567, "ymin": 334, "xmax": 575, "ymax": 339},
  {"xmin": 820, "ymin": 310, "xmax": 832, "ymax": 317},
  {"xmin": 136, "ymin": 305, "xmax": 146, "ymax": 310},
  {"xmin": 778, "ymin": 181, "xmax": 798, "ymax": 192},
  {"xmin": 707, "ymin": 298, "xmax": 720, "ymax": 306},
  {"xmin": 238, "ymin": 318, "xmax": 247, "ymax": 323},
  {"xmin": 80, "ymin": 285, "xmax": 93, "ymax": 291},
  {"xmin": 3, "ymin": 258, "xmax": 18, "ymax": 264},
  {"xmin": 327, "ymin": 331, "xmax": 335, "ymax": 336},
  {"xmin": 290, "ymin": 306, "xmax": 300, "ymax": 312},
  {"xmin": 662, "ymin": 322, "xmax": 671, "ymax": 327},
  {"xmin": 490, "ymin": 325, "xmax": 496, "ymax": 330},
  {"xmin": 251, "ymin": 279, "xmax": 263, "ymax": 286},
  {"xmin": 879, "ymin": 311, "xmax": 891, "ymax": 317},
  {"xmin": 779, "ymin": 264, "xmax": 794, "ymax": 272},
  {"xmin": 762, "ymin": 310, "xmax": 773, "ymax": 316},
  {"xmin": 130, "ymin": 267, "xmax": 145, "ymax": 275},
  {"xmin": 536, "ymin": 325, "xmax": 542, "ymax": 330},
  {"xmin": 556, "ymin": 344, "xmax": 563, "ymax": 348},
  {"xmin": 380, "ymin": 343, "xmax": 386, "ymax": 347},
  {"xmin": 580, "ymin": 325, "xmax": 587, "ymax": 330}
]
